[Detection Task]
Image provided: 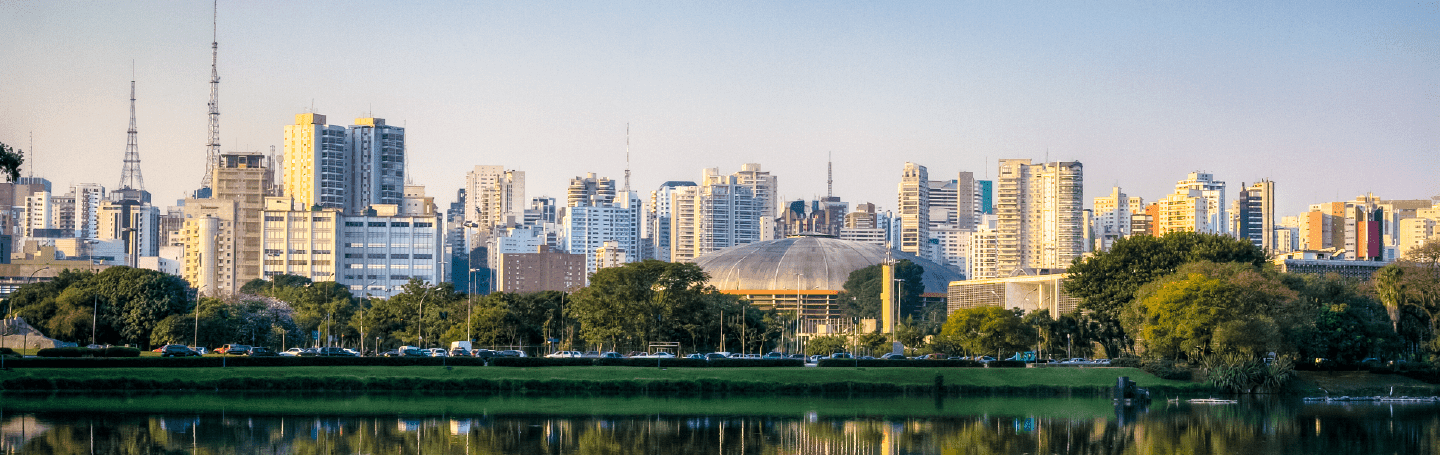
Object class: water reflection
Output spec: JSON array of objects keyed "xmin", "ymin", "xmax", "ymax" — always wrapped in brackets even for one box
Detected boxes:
[{"xmin": 2, "ymin": 396, "xmax": 1436, "ymax": 454}]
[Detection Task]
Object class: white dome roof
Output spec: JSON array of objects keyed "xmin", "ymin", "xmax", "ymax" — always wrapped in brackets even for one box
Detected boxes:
[{"xmin": 692, "ymin": 236, "xmax": 961, "ymax": 294}]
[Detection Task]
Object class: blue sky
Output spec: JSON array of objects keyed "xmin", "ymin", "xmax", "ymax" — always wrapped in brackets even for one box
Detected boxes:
[{"xmin": 2, "ymin": 1, "xmax": 1436, "ymax": 217}]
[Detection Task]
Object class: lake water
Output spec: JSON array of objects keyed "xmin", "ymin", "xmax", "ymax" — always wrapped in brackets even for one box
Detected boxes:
[{"xmin": 1, "ymin": 393, "xmax": 1436, "ymax": 454}]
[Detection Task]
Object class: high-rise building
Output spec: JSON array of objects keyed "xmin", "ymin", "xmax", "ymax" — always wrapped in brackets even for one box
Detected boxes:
[
  {"xmin": 259, "ymin": 197, "xmax": 340, "ymax": 283},
  {"xmin": 897, "ymin": 163, "xmax": 929, "ymax": 255},
  {"xmin": 1091, "ymin": 187, "xmax": 1134, "ymax": 252},
  {"xmin": 647, "ymin": 181, "xmax": 696, "ymax": 262},
  {"xmin": 669, "ymin": 168, "xmax": 762, "ymax": 262},
  {"xmin": 731, "ymin": 163, "xmax": 778, "ymax": 240},
  {"xmin": 465, "ymin": 165, "xmax": 526, "ymax": 231},
  {"xmin": 211, "ymin": 153, "xmax": 274, "ymax": 286},
  {"xmin": 345, "ymin": 118, "xmax": 406, "ymax": 214},
  {"xmin": 282, "ymin": 113, "xmax": 348, "ymax": 210},
  {"xmin": 1235, "ymin": 179, "xmax": 1276, "ymax": 253},
  {"xmin": 995, "ymin": 159, "xmax": 1083, "ymax": 275},
  {"xmin": 1174, "ymin": 172, "xmax": 1228, "ymax": 235},
  {"xmin": 495, "ymin": 245, "xmax": 584, "ymax": 294},
  {"xmin": 1157, "ymin": 190, "xmax": 1208, "ymax": 235},
  {"xmin": 180, "ymin": 197, "xmax": 238, "ymax": 295},
  {"xmin": 562, "ymin": 174, "xmax": 641, "ymax": 280}
]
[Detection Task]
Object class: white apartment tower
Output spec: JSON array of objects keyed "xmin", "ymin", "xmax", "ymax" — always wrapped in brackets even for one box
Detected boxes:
[
  {"xmin": 669, "ymin": 168, "xmax": 762, "ymax": 262},
  {"xmin": 897, "ymin": 163, "xmax": 930, "ymax": 255},
  {"xmin": 1092, "ymin": 187, "xmax": 1140, "ymax": 252},
  {"xmin": 995, "ymin": 159, "xmax": 1084, "ymax": 275},
  {"xmin": 562, "ymin": 173, "xmax": 641, "ymax": 280},
  {"xmin": 465, "ymin": 165, "xmax": 527, "ymax": 230},
  {"xmin": 647, "ymin": 181, "xmax": 696, "ymax": 262},
  {"xmin": 731, "ymin": 163, "xmax": 778, "ymax": 240},
  {"xmin": 1175, "ymin": 172, "xmax": 1228, "ymax": 235}
]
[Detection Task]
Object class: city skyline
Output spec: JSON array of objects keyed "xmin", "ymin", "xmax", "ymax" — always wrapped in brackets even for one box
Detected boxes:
[{"xmin": 2, "ymin": 1, "xmax": 1437, "ymax": 217}]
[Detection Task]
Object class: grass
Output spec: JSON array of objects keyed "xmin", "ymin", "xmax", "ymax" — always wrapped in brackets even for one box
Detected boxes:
[
  {"xmin": 1292, "ymin": 370, "xmax": 1440, "ymax": 396},
  {"xmin": 0, "ymin": 365, "xmax": 1207, "ymax": 395},
  {"xmin": 0, "ymin": 392, "xmax": 1122, "ymax": 419}
]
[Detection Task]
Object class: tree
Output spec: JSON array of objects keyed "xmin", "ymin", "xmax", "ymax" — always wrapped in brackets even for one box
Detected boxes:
[
  {"xmin": 806, "ymin": 335, "xmax": 848, "ymax": 356},
  {"xmin": 0, "ymin": 141, "xmax": 23, "ymax": 182},
  {"xmin": 1374, "ymin": 239, "xmax": 1440, "ymax": 359},
  {"xmin": 566, "ymin": 260, "xmax": 743, "ymax": 352},
  {"xmin": 1063, "ymin": 232, "xmax": 1268, "ymax": 357},
  {"xmin": 838, "ymin": 259, "xmax": 925, "ymax": 320},
  {"xmin": 939, "ymin": 307, "xmax": 1033, "ymax": 358},
  {"xmin": 1123, "ymin": 261, "xmax": 1302, "ymax": 360},
  {"xmin": 10, "ymin": 267, "xmax": 190, "ymax": 348}
]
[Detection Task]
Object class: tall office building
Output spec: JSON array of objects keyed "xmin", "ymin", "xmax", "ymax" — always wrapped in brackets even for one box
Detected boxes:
[
  {"xmin": 897, "ymin": 163, "xmax": 929, "ymax": 255},
  {"xmin": 208, "ymin": 153, "xmax": 273, "ymax": 286},
  {"xmin": 345, "ymin": 118, "xmax": 406, "ymax": 214},
  {"xmin": 731, "ymin": 163, "xmax": 778, "ymax": 240},
  {"xmin": 1092, "ymin": 187, "xmax": 1140, "ymax": 252},
  {"xmin": 181, "ymin": 197, "xmax": 238, "ymax": 295},
  {"xmin": 1174, "ymin": 172, "xmax": 1228, "ymax": 235},
  {"xmin": 1235, "ymin": 179, "xmax": 1276, "ymax": 253},
  {"xmin": 647, "ymin": 181, "xmax": 696, "ymax": 262},
  {"xmin": 282, "ymin": 113, "xmax": 348, "ymax": 210},
  {"xmin": 465, "ymin": 165, "xmax": 526, "ymax": 231},
  {"xmin": 669, "ymin": 169, "xmax": 762, "ymax": 262},
  {"xmin": 995, "ymin": 159, "xmax": 1084, "ymax": 275},
  {"xmin": 562, "ymin": 173, "xmax": 641, "ymax": 280}
]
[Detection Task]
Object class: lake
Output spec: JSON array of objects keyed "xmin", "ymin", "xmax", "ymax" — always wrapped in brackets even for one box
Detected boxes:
[{"xmin": 1, "ymin": 392, "xmax": 1435, "ymax": 454}]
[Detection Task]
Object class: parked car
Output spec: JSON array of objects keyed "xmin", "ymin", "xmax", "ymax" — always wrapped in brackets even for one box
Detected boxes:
[
  {"xmin": 789, "ymin": 354, "xmax": 806, "ymax": 360},
  {"xmin": 470, "ymin": 349, "xmax": 499, "ymax": 359},
  {"xmin": 380, "ymin": 350, "xmax": 402, "ymax": 357},
  {"xmin": 828, "ymin": 352, "xmax": 853, "ymax": 359},
  {"xmin": 808, "ymin": 355, "xmax": 825, "ymax": 363},
  {"xmin": 191, "ymin": 347, "xmax": 209, "ymax": 355},
  {"xmin": 280, "ymin": 348, "xmax": 305, "ymax": 357},
  {"xmin": 880, "ymin": 353, "xmax": 908, "ymax": 360},
  {"xmin": 247, "ymin": 347, "xmax": 279, "ymax": 357},
  {"xmin": 705, "ymin": 353, "xmax": 729, "ymax": 360},
  {"xmin": 762, "ymin": 352, "xmax": 786, "ymax": 359},
  {"xmin": 915, "ymin": 353, "xmax": 946, "ymax": 360},
  {"xmin": 976, "ymin": 356, "xmax": 996, "ymax": 363},
  {"xmin": 399, "ymin": 347, "xmax": 429, "ymax": 357},
  {"xmin": 160, "ymin": 344, "xmax": 200, "ymax": 357},
  {"xmin": 581, "ymin": 351, "xmax": 601, "ymax": 358},
  {"xmin": 686, "ymin": 353, "xmax": 707, "ymax": 360},
  {"xmin": 600, "ymin": 352, "xmax": 624, "ymax": 359},
  {"xmin": 428, "ymin": 348, "xmax": 449, "ymax": 357},
  {"xmin": 859, "ymin": 356, "xmax": 876, "ymax": 360},
  {"xmin": 217, "ymin": 344, "xmax": 251, "ymax": 355},
  {"xmin": 450, "ymin": 348, "xmax": 470, "ymax": 357},
  {"xmin": 344, "ymin": 348, "xmax": 361, "ymax": 357},
  {"xmin": 315, "ymin": 347, "xmax": 355, "ymax": 357}
]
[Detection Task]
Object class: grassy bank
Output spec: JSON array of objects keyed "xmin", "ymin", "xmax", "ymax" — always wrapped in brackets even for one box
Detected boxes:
[
  {"xmin": 0, "ymin": 365, "xmax": 1207, "ymax": 396},
  {"xmin": 0, "ymin": 392, "xmax": 1121, "ymax": 419}
]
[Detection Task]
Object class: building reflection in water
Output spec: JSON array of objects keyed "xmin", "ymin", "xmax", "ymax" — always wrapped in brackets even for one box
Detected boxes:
[{"xmin": 2, "ymin": 400, "xmax": 1438, "ymax": 454}]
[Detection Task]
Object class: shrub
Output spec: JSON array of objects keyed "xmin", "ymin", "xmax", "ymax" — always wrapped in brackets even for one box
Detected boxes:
[
  {"xmin": 986, "ymin": 360, "xmax": 1026, "ymax": 368},
  {"xmin": 817, "ymin": 359, "xmax": 981, "ymax": 368},
  {"xmin": 0, "ymin": 347, "xmax": 18, "ymax": 358},
  {"xmin": 593, "ymin": 358, "xmax": 710, "ymax": 368},
  {"xmin": 1108, "ymin": 356, "xmax": 1142, "ymax": 368},
  {"xmin": 1141, "ymin": 358, "xmax": 1193, "ymax": 381},
  {"xmin": 703, "ymin": 359, "xmax": 804, "ymax": 368}
]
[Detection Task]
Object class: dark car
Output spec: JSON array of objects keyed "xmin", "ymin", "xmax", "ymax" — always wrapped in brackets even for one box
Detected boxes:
[
  {"xmin": 217, "ymin": 344, "xmax": 251, "ymax": 355},
  {"xmin": 160, "ymin": 344, "xmax": 200, "ymax": 357},
  {"xmin": 316, "ymin": 347, "xmax": 355, "ymax": 357},
  {"xmin": 470, "ymin": 349, "xmax": 498, "ymax": 359},
  {"xmin": 399, "ymin": 348, "xmax": 429, "ymax": 357},
  {"xmin": 880, "ymin": 353, "xmax": 908, "ymax": 360},
  {"xmin": 762, "ymin": 352, "xmax": 786, "ymax": 359},
  {"xmin": 246, "ymin": 347, "xmax": 279, "ymax": 357}
]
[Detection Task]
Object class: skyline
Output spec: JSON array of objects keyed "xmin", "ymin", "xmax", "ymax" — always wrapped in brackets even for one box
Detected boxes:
[{"xmin": 2, "ymin": 1, "xmax": 1437, "ymax": 217}]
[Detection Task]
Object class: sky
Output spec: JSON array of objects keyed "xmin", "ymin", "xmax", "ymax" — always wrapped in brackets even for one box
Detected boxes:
[{"xmin": 2, "ymin": 1, "xmax": 1437, "ymax": 218}]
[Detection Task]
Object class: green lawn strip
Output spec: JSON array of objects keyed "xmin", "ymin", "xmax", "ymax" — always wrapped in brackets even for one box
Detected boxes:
[
  {"xmin": 0, "ymin": 392, "xmax": 1119, "ymax": 420},
  {"xmin": 1, "ymin": 366, "xmax": 1201, "ymax": 393}
]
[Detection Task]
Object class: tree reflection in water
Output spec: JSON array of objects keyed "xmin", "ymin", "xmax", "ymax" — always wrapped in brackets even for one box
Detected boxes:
[{"xmin": 2, "ymin": 401, "xmax": 1437, "ymax": 454}]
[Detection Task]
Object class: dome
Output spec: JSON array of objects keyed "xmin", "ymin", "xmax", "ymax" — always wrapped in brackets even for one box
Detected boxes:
[{"xmin": 692, "ymin": 236, "xmax": 963, "ymax": 294}]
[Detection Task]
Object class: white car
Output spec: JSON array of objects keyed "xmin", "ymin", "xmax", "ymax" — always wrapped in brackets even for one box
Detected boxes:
[
  {"xmin": 428, "ymin": 348, "xmax": 449, "ymax": 357},
  {"xmin": 280, "ymin": 348, "xmax": 305, "ymax": 357},
  {"xmin": 545, "ymin": 350, "xmax": 581, "ymax": 358}
]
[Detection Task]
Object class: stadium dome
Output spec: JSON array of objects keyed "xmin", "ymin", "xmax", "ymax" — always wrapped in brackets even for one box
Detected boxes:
[{"xmin": 692, "ymin": 236, "xmax": 962, "ymax": 294}]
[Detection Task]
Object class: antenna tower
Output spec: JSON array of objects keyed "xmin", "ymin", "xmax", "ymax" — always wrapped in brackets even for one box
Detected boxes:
[
  {"xmin": 200, "ymin": 0, "xmax": 220, "ymax": 189},
  {"xmin": 827, "ymin": 152, "xmax": 833, "ymax": 198},
  {"xmin": 119, "ymin": 79, "xmax": 144, "ymax": 191},
  {"xmin": 622, "ymin": 123, "xmax": 632, "ymax": 192}
]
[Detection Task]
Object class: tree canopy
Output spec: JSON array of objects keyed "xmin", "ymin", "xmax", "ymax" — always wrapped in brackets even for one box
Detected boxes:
[
  {"xmin": 939, "ymin": 306, "xmax": 1034, "ymax": 358},
  {"xmin": 565, "ymin": 260, "xmax": 758, "ymax": 353},
  {"xmin": 1123, "ymin": 261, "xmax": 1304, "ymax": 360},
  {"xmin": 9, "ymin": 267, "xmax": 190, "ymax": 348},
  {"xmin": 1374, "ymin": 238, "xmax": 1440, "ymax": 359},
  {"xmin": 0, "ymin": 141, "xmax": 23, "ymax": 182},
  {"xmin": 839, "ymin": 259, "xmax": 925, "ymax": 320}
]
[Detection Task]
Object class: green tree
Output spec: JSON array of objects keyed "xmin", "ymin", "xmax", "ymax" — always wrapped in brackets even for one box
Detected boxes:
[
  {"xmin": 1124, "ymin": 261, "xmax": 1301, "ymax": 360},
  {"xmin": 806, "ymin": 335, "xmax": 848, "ymax": 356},
  {"xmin": 1064, "ymin": 232, "xmax": 1269, "ymax": 357},
  {"xmin": 1374, "ymin": 239, "xmax": 1440, "ymax": 358},
  {"xmin": 566, "ymin": 260, "xmax": 743, "ymax": 352},
  {"xmin": 1288, "ymin": 273, "xmax": 1399, "ymax": 364},
  {"xmin": 10, "ymin": 267, "xmax": 190, "ymax": 348},
  {"xmin": 838, "ymin": 260, "xmax": 925, "ymax": 320},
  {"xmin": 0, "ymin": 141, "xmax": 23, "ymax": 182},
  {"xmin": 939, "ymin": 306, "xmax": 1033, "ymax": 358}
]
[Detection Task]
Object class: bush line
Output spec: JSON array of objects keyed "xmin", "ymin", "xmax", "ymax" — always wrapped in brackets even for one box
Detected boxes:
[{"xmin": 1, "ymin": 357, "xmax": 807, "ymax": 368}]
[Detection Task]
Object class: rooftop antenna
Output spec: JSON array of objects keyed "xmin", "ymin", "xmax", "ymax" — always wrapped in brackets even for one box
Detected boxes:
[
  {"xmin": 827, "ymin": 151, "xmax": 833, "ymax": 198},
  {"xmin": 119, "ymin": 66, "xmax": 145, "ymax": 191},
  {"xmin": 200, "ymin": 0, "xmax": 220, "ymax": 189},
  {"xmin": 622, "ymin": 123, "xmax": 631, "ymax": 192}
]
